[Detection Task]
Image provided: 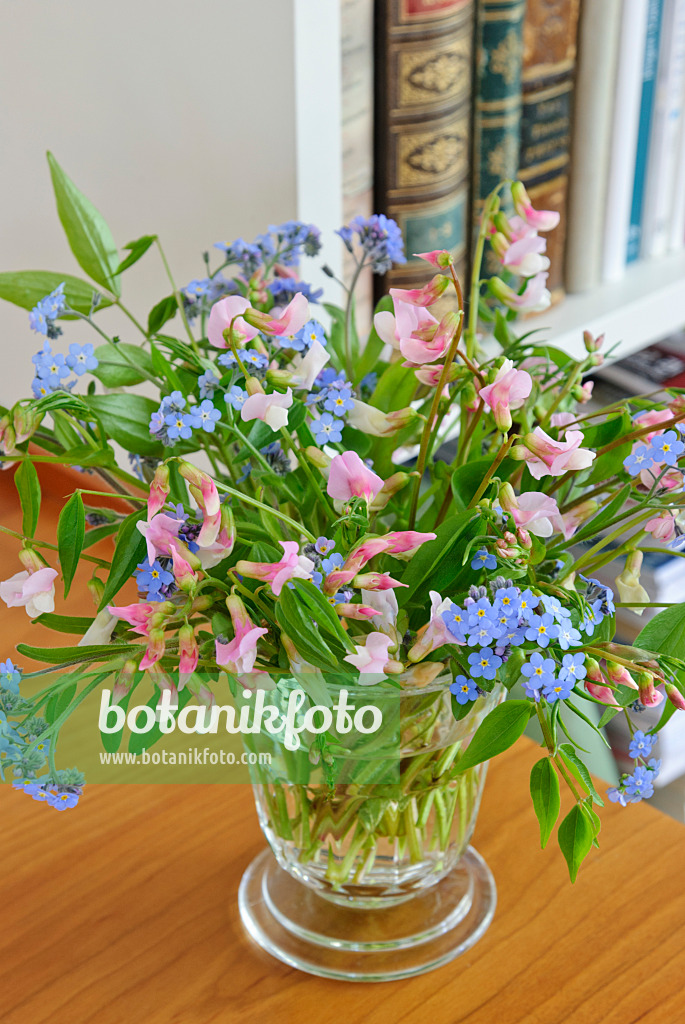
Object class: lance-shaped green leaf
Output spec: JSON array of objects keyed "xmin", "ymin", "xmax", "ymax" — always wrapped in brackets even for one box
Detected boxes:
[
  {"xmin": 558, "ymin": 803, "xmax": 594, "ymax": 882},
  {"xmin": 47, "ymin": 151, "xmax": 121, "ymax": 295},
  {"xmin": 86, "ymin": 393, "xmax": 163, "ymax": 457},
  {"xmin": 57, "ymin": 492, "xmax": 85, "ymax": 597},
  {"xmin": 529, "ymin": 757, "xmax": 561, "ymax": 848},
  {"xmin": 559, "ymin": 743, "xmax": 604, "ymax": 805},
  {"xmin": 115, "ymin": 234, "xmax": 157, "ymax": 275},
  {"xmin": 455, "ymin": 699, "xmax": 532, "ymax": 773},
  {"xmin": 98, "ymin": 509, "xmax": 148, "ymax": 610},
  {"xmin": 14, "ymin": 460, "xmax": 41, "ymax": 538},
  {"xmin": 0, "ymin": 270, "xmax": 111, "ymax": 315},
  {"xmin": 91, "ymin": 342, "xmax": 155, "ymax": 387},
  {"xmin": 636, "ymin": 603, "xmax": 685, "ymax": 661}
]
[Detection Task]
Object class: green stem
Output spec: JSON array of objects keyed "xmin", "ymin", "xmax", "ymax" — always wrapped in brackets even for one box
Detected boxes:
[
  {"xmin": 465, "ymin": 186, "xmax": 502, "ymax": 359},
  {"xmin": 343, "ymin": 259, "xmax": 364, "ymax": 381},
  {"xmin": 279, "ymin": 428, "xmax": 336, "ymax": 523},
  {"xmin": 0, "ymin": 524, "xmax": 110, "ymax": 568},
  {"xmin": 467, "ymin": 435, "xmax": 515, "ymax": 508},
  {"xmin": 114, "ymin": 299, "xmax": 147, "ymax": 338},
  {"xmin": 155, "ymin": 238, "xmax": 201, "ymax": 357}
]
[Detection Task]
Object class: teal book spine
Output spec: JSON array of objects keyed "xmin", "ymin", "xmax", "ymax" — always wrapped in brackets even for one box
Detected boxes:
[
  {"xmin": 627, "ymin": 0, "xmax": 664, "ymax": 264},
  {"xmin": 472, "ymin": 0, "xmax": 526, "ymax": 236}
]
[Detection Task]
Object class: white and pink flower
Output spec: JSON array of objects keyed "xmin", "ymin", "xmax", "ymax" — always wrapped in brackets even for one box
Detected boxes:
[{"xmin": 0, "ymin": 566, "xmax": 58, "ymax": 618}]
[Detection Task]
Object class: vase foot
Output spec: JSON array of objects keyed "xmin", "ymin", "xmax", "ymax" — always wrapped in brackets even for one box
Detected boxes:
[{"xmin": 238, "ymin": 845, "xmax": 496, "ymax": 982}]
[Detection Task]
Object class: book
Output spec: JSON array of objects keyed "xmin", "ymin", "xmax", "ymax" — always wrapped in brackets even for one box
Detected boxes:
[
  {"xmin": 518, "ymin": 0, "xmax": 581, "ymax": 303},
  {"xmin": 627, "ymin": 0, "xmax": 665, "ymax": 264},
  {"xmin": 641, "ymin": 0, "xmax": 685, "ymax": 259},
  {"xmin": 565, "ymin": 0, "xmax": 622, "ymax": 293},
  {"xmin": 602, "ymin": 0, "xmax": 650, "ymax": 283},
  {"xmin": 472, "ymin": 0, "xmax": 526, "ymax": 275},
  {"xmin": 374, "ymin": 0, "xmax": 475, "ymax": 301},
  {"xmin": 340, "ymin": 0, "xmax": 375, "ymax": 330}
]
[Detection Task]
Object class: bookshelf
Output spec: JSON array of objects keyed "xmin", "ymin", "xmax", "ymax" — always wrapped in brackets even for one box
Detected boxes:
[{"xmin": 539, "ymin": 251, "xmax": 685, "ymax": 363}]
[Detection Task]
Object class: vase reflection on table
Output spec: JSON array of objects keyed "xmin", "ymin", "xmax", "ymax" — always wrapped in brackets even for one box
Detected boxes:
[{"xmin": 238, "ymin": 674, "xmax": 502, "ymax": 981}]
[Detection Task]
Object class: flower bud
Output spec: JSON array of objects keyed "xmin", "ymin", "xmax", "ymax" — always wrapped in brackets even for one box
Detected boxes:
[
  {"xmin": 113, "ymin": 659, "xmax": 137, "ymax": 704},
  {"xmin": 305, "ymin": 446, "xmax": 331, "ymax": 469},
  {"xmin": 244, "ymin": 375, "xmax": 265, "ymax": 397},
  {"xmin": 666, "ymin": 683, "xmax": 685, "ymax": 711},
  {"xmin": 605, "ymin": 661, "xmax": 638, "ymax": 690},
  {"xmin": 87, "ymin": 576, "xmax": 105, "ymax": 606},
  {"xmin": 585, "ymin": 352, "xmax": 604, "ymax": 368},
  {"xmin": 148, "ymin": 463, "xmax": 170, "ymax": 518},
  {"xmin": 583, "ymin": 331, "xmax": 604, "ymax": 353},
  {"xmin": 265, "ymin": 368, "xmax": 293, "ymax": 387},
  {"xmin": 18, "ymin": 546, "xmax": 45, "ymax": 574},
  {"xmin": 615, "ymin": 550, "xmax": 650, "ymax": 612},
  {"xmin": 13, "ymin": 405, "xmax": 43, "ymax": 445},
  {"xmin": 636, "ymin": 671, "xmax": 664, "ymax": 708},
  {"xmin": 0, "ymin": 422, "xmax": 17, "ymax": 456}
]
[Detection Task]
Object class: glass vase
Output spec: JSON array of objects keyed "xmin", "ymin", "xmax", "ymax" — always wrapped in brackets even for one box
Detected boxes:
[{"xmin": 238, "ymin": 674, "xmax": 501, "ymax": 981}]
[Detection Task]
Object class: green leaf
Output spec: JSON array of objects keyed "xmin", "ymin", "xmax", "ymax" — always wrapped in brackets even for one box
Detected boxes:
[
  {"xmin": 128, "ymin": 687, "xmax": 194, "ymax": 755},
  {"xmin": 33, "ymin": 612, "xmax": 96, "ymax": 635},
  {"xmin": 455, "ymin": 699, "xmax": 532, "ymax": 772},
  {"xmin": 91, "ymin": 343, "xmax": 154, "ymax": 387},
  {"xmin": 354, "ymin": 295, "xmax": 392, "ymax": 384},
  {"xmin": 148, "ymin": 295, "xmax": 178, "ymax": 334},
  {"xmin": 581, "ymin": 411, "xmax": 632, "ymax": 450},
  {"xmin": 636, "ymin": 603, "xmax": 685, "ymax": 660},
  {"xmin": 47, "ymin": 152, "xmax": 121, "ymax": 295},
  {"xmin": 45, "ymin": 681, "xmax": 78, "ymax": 725},
  {"xmin": 557, "ymin": 804, "xmax": 594, "ymax": 882},
  {"xmin": 115, "ymin": 234, "xmax": 157, "ymax": 274},
  {"xmin": 370, "ymin": 361, "xmax": 417, "ymax": 413},
  {"xmin": 59, "ymin": 444, "xmax": 116, "ymax": 469},
  {"xmin": 571, "ymin": 484, "xmax": 631, "ymax": 545},
  {"xmin": 86, "ymin": 393, "xmax": 163, "ymax": 457},
  {"xmin": 399, "ymin": 509, "xmax": 478, "ymax": 605},
  {"xmin": 529, "ymin": 757, "xmax": 561, "ymax": 848},
  {"xmin": 101, "ymin": 677, "xmax": 141, "ymax": 753},
  {"xmin": 98, "ymin": 509, "xmax": 148, "ymax": 610},
  {"xmin": 57, "ymin": 492, "xmax": 85, "ymax": 597},
  {"xmin": 291, "ymin": 579, "xmax": 355, "ymax": 652},
  {"xmin": 597, "ymin": 705, "xmax": 622, "ymax": 730},
  {"xmin": 15, "ymin": 642, "xmax": 135, "ymax": 665},
  {"xmin": 150, "ymin": 343, "xmax": 183, "ymax": 390},
  {"xmin": 82, "ymin": 521, "xmax": 120, "ymax": 548},
  {"xmin": 14, "ymin": 460, "xmax": 41, "ymax": 538},
  {"xmin": 559, "ymin": 743, "xmax": 604, "ymax": 805},
  {"xmin": 0, "ymin": 270, "xmax": 111, "ymax": 315},
  {"xmin": 275, "ymin": 587, "xmax": 347, "ymax": 673}
]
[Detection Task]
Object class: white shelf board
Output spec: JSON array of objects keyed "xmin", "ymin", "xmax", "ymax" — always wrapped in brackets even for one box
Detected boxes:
[{"xmin": 534, "ymin": 251, "xmax": 685, "ymax": 362}]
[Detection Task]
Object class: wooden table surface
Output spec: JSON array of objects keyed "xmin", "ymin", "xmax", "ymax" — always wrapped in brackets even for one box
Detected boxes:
[{"xmin": 2, "ymin": 465, "xmax": 685, "ymax": 1023}]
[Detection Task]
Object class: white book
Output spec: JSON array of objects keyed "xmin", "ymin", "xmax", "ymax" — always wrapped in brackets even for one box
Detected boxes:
[
  {"xmin": 669, "ymin": 78, "xmax": 685, "ymax": 250},
  {"xmin": 566, "ymin": 0, "xmax": 622, "ymax": 293},
  {"xmin": 642, "ymin": 0, "xmax": 685, "ymax": 258},
  {"xmin": 602, "ymin": 0, "xmax": 650, "ymax": 283}
]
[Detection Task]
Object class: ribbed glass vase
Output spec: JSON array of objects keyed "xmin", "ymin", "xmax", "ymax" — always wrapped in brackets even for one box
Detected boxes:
[{"xmin": 238, "ymin": 674, "xmax": 502, "ymax": 981}]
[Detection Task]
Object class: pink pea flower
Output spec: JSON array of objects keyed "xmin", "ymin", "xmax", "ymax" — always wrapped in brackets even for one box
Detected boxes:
[
  {"xmin": 634, "ymin": 408, "xmax": 673, "ymax": 441},
  {"xmin": 343, "ymin": 631, "xmax": 393, "ymax": 684},
  {"xmin": 207, "ymin": 295, "xmax": 260, "ymax": 349},
  {"xmin": 0, "ymin": 567, "xmax": 58, "ymax": 618},
  {"xmin": 108, "ymin": 601, "xmax": 158, "ymax": 636},
  {"xmin": 400, "ymin": 311, "xmax": 460, "ymax": 366},
  {"xmin": 178, "ymin": 462, "xmax": 221, "ymax": 517},
  {"xmin": 383, "ymin": 530, "xmax": 437, "ymax": 558},
  {"xmin": 511, "ymin": 181, "xmax": 561, "ymax": 232},
  {"xmin": 197, "ymin": 507, "xmax": 235, "ymax": 569},
  {"xmin": 478, "ymin": 359, "xmax": 532, "ymax": 432},
  {"xmin": 137, "ymin": 513, "xmax": 184, "ymax": 565},
  {"xmin": 500, "ymin": 234, "xmax": 550, "ymax": 277},
  {"xmin": 408, "ymin": 591, "xmax": 459, "ymax": 662},
  {"xmin": 645, "ymin": 511, "xmax": 677, "ymax": 542},
  {"xmin": 490, "ymin": 272, "xmax": 551, "ymax": 314},
  {"xmin": 215, "ymin": 621, "xmax": 267, "ymax": 676},
  {"xmin": 389, "ymin": 275, "xmax": 450, "ymax": 308},
  {"xmin": 373, "ymin": 297, "xmax": 438, "ymax": 354},
  {"xmin": 515, "ymin": 427, "xmax": 596, "ymax": 479},
  {"xmin": 327, "ymin": 451, "xmax": 384, "ymax": 504},
  {"xmin": 241, "ymin": 387, "xmax": 293, "ymax": 431},
  {"xmin": 414, "ymin": 362, "xmax": 459, "ymax": 390},
  {"xmin": 243, "ymin": 293, "xmax": 310, "ymax": 337},
  {"xmin": 352, "ymin": 572, "xmax": 406, "ymax": 591},
  {"xmin": 577, "ymin": 381, "xmax": 594, "ymax": 404},
  {"xmin": 235, "ymin": 541, "xmax": 315, "ymax": 597},
  {"xmin": 499, "ymin": 484, "xmax": 561, "ymax": 538},
  {"xmin": 638, "ymin": 675, "xmax": 664, "ymax": 708},
  {"xmin": 360, "ymin": 588, "xmax": 399, "ymax": 635},
  {"xmin": 550, "ymin": 412, "xmax": 577, "ymax": 429},
  {"xmin": 415, "ymin": 249, "xmax": 453, "ymax": 269}
]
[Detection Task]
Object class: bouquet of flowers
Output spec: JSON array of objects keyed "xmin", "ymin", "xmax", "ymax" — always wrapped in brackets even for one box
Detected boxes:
[{"xmin": 1, "ymin": 154, "xmax": 684, "ymax": 886}]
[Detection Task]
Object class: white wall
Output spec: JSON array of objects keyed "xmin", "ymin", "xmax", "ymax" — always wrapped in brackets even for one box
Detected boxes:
[{"xmin": 0, "ymin": 0, "xmax": 304, "ymax": 405}]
